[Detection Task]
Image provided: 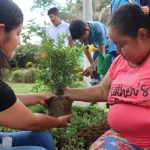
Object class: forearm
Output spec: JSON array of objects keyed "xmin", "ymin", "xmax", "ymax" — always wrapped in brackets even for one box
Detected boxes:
[
  {"xmin": 65, "ymin": 85, "xmax": 106, "ymax": 102},
  {"xmin": 68, "ymin": 36, "xmax": 74, "ymax": 48},
  {"xmin": 2, "ymin": 100, "xmax": 69, "ymax": 131},
  {"xmin": 16, "ymin": 93, "xmax": 39, "ymax": 106},
  {"xmin": 9, "ymin": 114, "xmax": 61, "ymax": 131},
  {"xmin": 100, "ymin": 45, "xmax": 106, "ymax": 54},
  {"xmin": 26, "ymin": 113, "xmax": 62, "ymax": 131},
  {"xmin": 91, "ymin": 57, "xmax": 98, "ymax": 68},
  {"xmin": 84, "ymin": 49, "xmax": 94, "ymax": 64}
]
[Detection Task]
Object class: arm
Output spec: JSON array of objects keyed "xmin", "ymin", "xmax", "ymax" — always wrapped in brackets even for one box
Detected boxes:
[
  {"xmin": 99, "ymin": 44, "xmax": 106, "ymax": 54},
  {"xmin": 83, "ymin": 44, "xmax": 106, "ymax": 76},
  {"xmin": 16, "ymin": 93, "xmax": 55, "ymax": 107},
  {"xmin": 0, "ymin": 99, "xmax": 70, "ymax": 131},
  {"xmin": 84, "ymin": 49, "xmax": 94, "ymax": 65},
  {"xmin": 83, "ymin": 57, "xmax": 98, "ymax": 77},
  {"xmin": 64, "ymin": 74, "xmax": 112, "ymax": 102},
  {"xmin": 68, "ymin": 36, "xmax": 74, "ymax": 48},
  {"xmin": 91, "ymin": 44, "xmax": 105, "ymax": 67}
]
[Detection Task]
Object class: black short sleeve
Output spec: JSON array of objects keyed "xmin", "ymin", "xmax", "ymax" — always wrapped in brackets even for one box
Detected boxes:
[{"xmin": 0, "ymin": 80, "xmax": 16, "ymax": 111}]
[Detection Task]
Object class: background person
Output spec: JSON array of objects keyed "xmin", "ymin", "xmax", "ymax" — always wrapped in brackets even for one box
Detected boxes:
[
  {"xmin": 0, "ymin": 0, "xmax": 70, "ymax": 150},
  {"xmin": 64, "ymin": 4, "xmax": 150, "ymax": 149},
  {"xmin": 46, "ymin": 7, "xmax": 74, "ymax": 47},
  {"xmin": 111, "ymin": 0, "xmax": 141, "ymax": 13},
  {"xmin": 69, "ymin": 20, "xmax": 107, "ymax": 85},
  {"xmin": 111, "ymin": 0, "xmax": 150, "ymax": 14}
]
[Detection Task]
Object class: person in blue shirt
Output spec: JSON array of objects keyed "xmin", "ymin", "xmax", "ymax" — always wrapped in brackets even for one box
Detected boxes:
[
  {"xmin": 111, "ymin": 0, "xmax": 141, "ymax": 13},
  {"xmin": 106, "ymin": 39, "xmax": 117, "ymax": 62},
  {"xmin": 111, "ymin": 0, "xmax": 150, "ymax": 16},
  {"xmin": 110, "ymin": 0, "xmax": 146, "ymax": 62},
  {"xmin": 69, "ymin": 20, "xmax": 107, "ymax": 85}
]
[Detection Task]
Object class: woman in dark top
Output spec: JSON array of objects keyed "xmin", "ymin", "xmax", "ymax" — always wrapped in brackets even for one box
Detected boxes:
[{"xmin": 0, "ymin": 0, "xmax": 70, "ymax": 150}]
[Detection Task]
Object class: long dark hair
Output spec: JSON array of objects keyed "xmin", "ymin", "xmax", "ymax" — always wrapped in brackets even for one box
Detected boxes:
[
  {"xmin": 109, "ymin": 4, "xmax": 150, "ymax": 37},
  {"xmin": 0, "ymin": 0, "xmax": 23, "ymax": 79}
]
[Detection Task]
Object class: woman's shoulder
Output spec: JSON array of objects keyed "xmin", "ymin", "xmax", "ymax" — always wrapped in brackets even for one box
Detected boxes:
[
  {"xmin": 111, "ymin": 54, "xmax": 125, "ymax": 66},
  {"xmin": 0, "ymin": 80, "xmax": 16, "ymax": 112},
  {"xmin": 0, "ymin": 80, "xmax": 12, "ymax": 90},
  {"xmin": 107, "ymin": 54, "xmax": 127, "ymax": 77}
]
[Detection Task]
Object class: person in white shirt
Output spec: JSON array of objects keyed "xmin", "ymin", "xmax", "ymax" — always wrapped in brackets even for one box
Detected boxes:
[{"xmin": 46, "ymin": 7, "xmax": 74, "ymax": 47}]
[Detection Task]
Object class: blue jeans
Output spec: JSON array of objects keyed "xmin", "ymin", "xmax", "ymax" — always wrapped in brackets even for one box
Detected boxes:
[{"xmin": 0, "ymin": 131, "xmax": 54, "ymax": 150}]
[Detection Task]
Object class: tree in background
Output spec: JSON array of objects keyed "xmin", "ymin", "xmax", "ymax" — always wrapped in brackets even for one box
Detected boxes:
[
  {"xmin": 32, "ymin": 0, "xmax": 55, "ymax": 9},
  {"xmin": 21, "ymin": 0, "xmax": 112, "ymax": 44},
  {"xmin": 10, "ymin": 44, "xmax": 40, "ymax": 68},
  {"xmin": 10, "ymin": 0, "xmax": 111, "ymax": 69},
  {"xmin": 61, "ymin": 0, "xmax": 111, "ymax": 23}
]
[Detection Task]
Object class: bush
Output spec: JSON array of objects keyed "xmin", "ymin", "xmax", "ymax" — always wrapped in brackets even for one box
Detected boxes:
[
  {"xmin": 1, "ymin": 69, "xmax": 11, "ymax": 81},
  {"xmin": 23, "ymin": 68, "xmax": 40, "ymax": 83},
  {"xmin": 10, "ymin": 68, "xmax": 40, "ymax": 83},
  {"xmin": 26, "ymin": 61, "xmax": 33, "ymax": 68},
  {"xmin": 10, "ymin": 69, "xmax": 24, "ymax": 83},
  {"xmin": 30, "ymin": 104, "xmax": 46, "ymax": 114},
  {"xmin": 10, "ymin": 44, "xmax": 40, "ymax": 68},
  {"xmin": 50, "ymin": 105, "xmax": 109, "ymax": 150},
  {"xmin": 36, "ymin": 35, "xmax": 83, "ymax": 95}
]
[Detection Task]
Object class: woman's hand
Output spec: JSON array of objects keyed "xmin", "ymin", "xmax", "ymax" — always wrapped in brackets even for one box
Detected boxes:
[
  {"xmin": 17, "ymin": 93, "xmax": 56, "ymax": 107},
  {"xmin": 37, "ymin": 93, "xmax": 56, "ymax": 107},
  {"xmin": 63, "ymin": 88, "xmax": 72, "ymax": 101},
  {"xmin": 57, "ymin": 114, "xmax": 71, "ymax": 127}
]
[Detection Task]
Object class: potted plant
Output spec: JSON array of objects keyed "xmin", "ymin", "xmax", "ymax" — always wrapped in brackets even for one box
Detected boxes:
[{"xmin": 37, "ymin": 35, "xmax": 83, "ymax": 117}]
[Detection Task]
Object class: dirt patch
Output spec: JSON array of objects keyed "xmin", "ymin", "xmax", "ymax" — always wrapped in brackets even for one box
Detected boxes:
[
  {"xmin": 54, "ymin": 123, "xmax": 110, "ymax": 150},
  {"xmin": 77, "ymin": 123, "xmax": 110, "ymax": 149}
]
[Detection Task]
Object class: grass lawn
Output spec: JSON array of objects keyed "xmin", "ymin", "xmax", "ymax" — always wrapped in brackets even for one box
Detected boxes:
[{"xmin": 7, "ymin": 82, "xmax": 36, "ymax": 94}]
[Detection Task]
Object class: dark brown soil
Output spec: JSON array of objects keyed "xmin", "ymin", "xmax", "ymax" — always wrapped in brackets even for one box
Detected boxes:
[
  {"xmin": 54, "ymin": 123, "xmax": 110, "ymax": 150},
  {"xmin": 77, "ymin": 123, "xmax": 110, "ymax": 149},
  {"xmin": 47, "ymin": 97, "xmax": 72, "ymax": 117}
]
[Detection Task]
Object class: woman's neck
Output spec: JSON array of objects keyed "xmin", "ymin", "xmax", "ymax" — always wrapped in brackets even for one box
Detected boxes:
[
  {"xmin": 128, "ymin": 53, "xmax": 150, "ymax": 68},
  {"xmin": 128, "ymin": 62, "xmax": 139, "ymax": 68}
]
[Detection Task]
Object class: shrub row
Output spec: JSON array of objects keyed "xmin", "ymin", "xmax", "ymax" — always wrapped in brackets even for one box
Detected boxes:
[{"xmin": 3, "ymin": 68, "xmax": 40, "ymax": 83}]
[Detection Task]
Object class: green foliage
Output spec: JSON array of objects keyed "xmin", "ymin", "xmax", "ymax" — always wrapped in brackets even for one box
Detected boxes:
[
  {"xmin": 30, "ymin": 104, "xmax": 46, "ymax": 113},
  {"xmin": 10, "ymin": 70, "xmax": 24, "ymax": 83},
  {"xmin": 60, "ymin": 0, "xmax": 112, "ymax": 23},
  {"xmin": 93, "ymin": 0, "xmax": 111, "ymax": 9},
  {"xmin": 10, "ymin": 68, "xmax": 40, "ymax": 83},
  {"xmin": 60, "ymin": 0, "xmax": 83, "ymax": 22},
  {"xmin": 32, "ymin": 0, "xmax": 55, "ymax": 9},
  {"xmin": 10, "ymin": 43, "xmax": 40, "ymax": 68},
  {"xmin": 26, "ymin": 61, "xmax": 34, "ymax": 68},
  {"xmin": 37, "ymin": 35, "xmax": 83, "ymax": 95},
  {"xmin": 1, "ymin": 69, "xmax": 11, "ymax": 81},
  {"xmin": 23, "ymin": 68, "xmax": 40, "ymax": 83},
  {"xmin": 50, "ymin": 105, "xmax": 109, "ymax": 150},
  {"xmin": 21, "ymin": 20, "xmax": 45, "ymax": 44}
]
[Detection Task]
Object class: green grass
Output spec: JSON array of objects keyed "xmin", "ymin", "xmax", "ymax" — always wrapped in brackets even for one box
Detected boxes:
[{"xmin": 7, "ymin": 82, "xmax": 36, "ymax": 94}]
